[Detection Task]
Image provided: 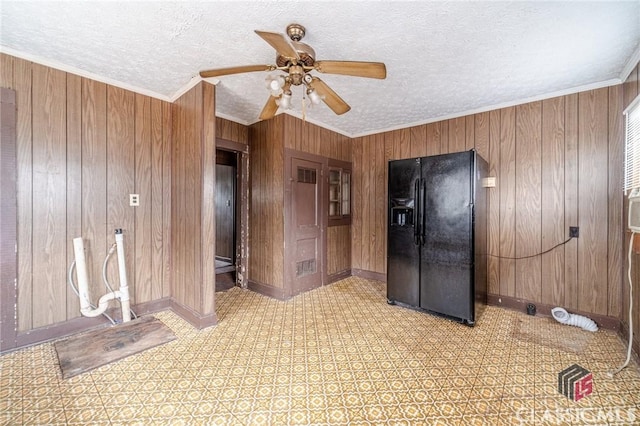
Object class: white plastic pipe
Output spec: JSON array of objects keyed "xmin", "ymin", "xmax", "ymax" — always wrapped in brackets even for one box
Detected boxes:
[
  {"xmin": 114, "ymin": 229, "xmax": 131, "ymax": 322},
  {"xmin": 72, "ymin": 237, "xmax": 100, "ymax": 315},
  {"xmin": 72, "ymin": 230, "xmax": 131, "ymax": 322},
  {"xmin": 551, "ymin": 307, "xmax": 598, "ymax": 332},
  {"xmin": 92, "ymin": 291, "xmax": 120, "ymax": 317}
]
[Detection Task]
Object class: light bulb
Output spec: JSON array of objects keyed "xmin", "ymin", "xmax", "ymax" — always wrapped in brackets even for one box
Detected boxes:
[
  {"xmin": 307, "ymin": 88, "xmax": 322, "ymax": 105},
  {"xmin": 266, "ymin": 75, "xmax": 285, "ymax": 97},
  {"xmin": 277, "ymin": 91, "xmax": 292, "ymax": 110},
  {"xmin": 269, "ymin": 78, "xmax": 283, "ymax": 91}
]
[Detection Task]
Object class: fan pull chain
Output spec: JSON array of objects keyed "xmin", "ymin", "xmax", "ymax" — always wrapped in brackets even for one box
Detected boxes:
[{"xmin": 301, "ymin": 90, "xmax": 307, "ymax": 122}]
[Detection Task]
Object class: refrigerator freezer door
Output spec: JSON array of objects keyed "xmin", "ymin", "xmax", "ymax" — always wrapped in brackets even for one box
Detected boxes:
[
  {"xmin": 420, "ymin": 151, "xmax": 474, "ymax": 322},
  {"xmin": 387, "ymin": 158, "xmax": 421, "ymax": 307}
]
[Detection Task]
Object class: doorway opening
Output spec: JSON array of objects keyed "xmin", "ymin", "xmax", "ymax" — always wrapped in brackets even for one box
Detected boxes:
[
  {"xmin": 215, "ymin": 141, "xmax": 248, "ymax": 293},
  {"xmin": 215, "ymin": 148, "xmax": 236, "ymax": 291}
]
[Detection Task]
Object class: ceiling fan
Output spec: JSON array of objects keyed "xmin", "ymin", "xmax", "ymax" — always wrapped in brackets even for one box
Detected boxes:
[{"xmin": 199, "ymin": 23, "xmax": 387, "ymax": 120}]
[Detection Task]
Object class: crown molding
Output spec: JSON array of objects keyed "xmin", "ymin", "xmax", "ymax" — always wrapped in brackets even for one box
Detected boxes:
[{"xmin": 0, "ymin": 46, "xmax": 174, "ymax": 102}]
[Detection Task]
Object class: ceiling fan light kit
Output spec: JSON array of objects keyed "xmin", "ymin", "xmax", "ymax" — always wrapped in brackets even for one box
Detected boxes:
[
  {"xmin": 265, "ymin": 74, "xmax": 285, "ymax": 96},
  {"xmin": 199, "ymin": 23, "xmax": 387, "ymax": 120},
  {"xmin": 276, "ymin": 91, "xmax": 293, "ymax": 110},
  {"xmin": 306, "ymin": 87, "xmax": 322, "ymax": 105}
]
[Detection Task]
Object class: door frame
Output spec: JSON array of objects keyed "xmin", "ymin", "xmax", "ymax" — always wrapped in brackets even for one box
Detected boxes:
[
  {"xmin": 284, "ymin": 149, "xmax": 328, "ymax": 297},
  {"xmin": 216, "ymin": 138, "xmax": 249, "ymax": 288}
]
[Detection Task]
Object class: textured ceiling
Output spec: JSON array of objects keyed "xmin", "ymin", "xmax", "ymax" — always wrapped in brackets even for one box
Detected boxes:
[{"xmin": 1, "ymin": 1, "xmax": 639, "ymax": 137}]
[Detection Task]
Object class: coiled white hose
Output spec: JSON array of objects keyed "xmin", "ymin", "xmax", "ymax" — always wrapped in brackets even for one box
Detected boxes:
[{"xmin": 551, "ymin": 307, "xmax": 598, "ymax": 332}]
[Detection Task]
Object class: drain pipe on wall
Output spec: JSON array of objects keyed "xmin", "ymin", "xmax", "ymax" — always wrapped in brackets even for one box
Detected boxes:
[
  {"xmin": 113, "ymin": 229, "xmax": 131, "ymax": 323},
  {"xmin": 70, "ymin": 229, "xmax": 132, "ymax": 323}
]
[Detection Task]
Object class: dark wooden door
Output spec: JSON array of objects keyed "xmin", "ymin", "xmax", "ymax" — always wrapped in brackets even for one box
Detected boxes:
[
  {"xmin": 289, "ymin": 157, "xmax": 324, "ymax": 295},
  {"xmin": 215, "ymin": 164, "xmax": 235, "ymax": 261}
]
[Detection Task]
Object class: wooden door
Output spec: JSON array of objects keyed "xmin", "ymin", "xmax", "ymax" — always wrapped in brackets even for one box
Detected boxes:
[
  {"xmin": 215, "ymin": 163, "xmax": 235, "ymax": 261},
  {"xmin": 288, "ymin": 157, "xmax": 324, "ymax": 295}
]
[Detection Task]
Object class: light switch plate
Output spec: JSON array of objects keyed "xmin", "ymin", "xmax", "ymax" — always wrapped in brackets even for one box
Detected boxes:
[
  {"xmin": 129, "ymin": 194, "xmax": 140, "ymax": 207},
  {"xmin": 482, "ymin": 177, "xmax": 496, "ymax": 188}
]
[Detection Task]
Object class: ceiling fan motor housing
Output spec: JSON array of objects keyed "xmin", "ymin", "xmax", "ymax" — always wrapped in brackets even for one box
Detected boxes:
[
  {"xmin": 288, "ymin": 65, "xmax": 305, "ymax": 86},
  {"xmin": 276, "ymin": 41, "xmax": 316, "ymax": 68}
]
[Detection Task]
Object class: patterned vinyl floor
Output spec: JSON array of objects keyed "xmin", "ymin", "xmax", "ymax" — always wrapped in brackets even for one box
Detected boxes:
[{"xmin": 1, "ymin": 276, "xmax": 639, "ymax": 425}]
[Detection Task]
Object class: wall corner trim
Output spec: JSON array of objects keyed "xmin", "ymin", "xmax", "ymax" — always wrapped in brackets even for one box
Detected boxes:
[
  {"xmin": 352, "ymin": 269, "xmax": 386, "ymax": 283},
  {"xmin": 248, "ymin": 280, "xmax": 289, "ymax": 300},
  {"xmin": 170, "ymin": 300, "xmax": 218, "ymax": 329},
  {"xmin": 620, "ymin": 45, "xmax": 640, "ymax": 83}
]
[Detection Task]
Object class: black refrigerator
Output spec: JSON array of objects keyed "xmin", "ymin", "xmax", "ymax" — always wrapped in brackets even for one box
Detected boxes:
[{"xmin": 387, "ymin": 150, "xmax": 488, "ymax": 325}]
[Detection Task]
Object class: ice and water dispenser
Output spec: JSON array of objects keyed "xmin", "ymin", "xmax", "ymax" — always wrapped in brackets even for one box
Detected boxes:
[{"xmin": 390, "ymin": 198, "xmax": 414, "ymax": 226}]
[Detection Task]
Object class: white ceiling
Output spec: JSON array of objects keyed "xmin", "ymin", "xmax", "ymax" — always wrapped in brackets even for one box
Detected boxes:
[{"xmin": 1, "ymin": 1, "xmax": 639, "ymax": 137}]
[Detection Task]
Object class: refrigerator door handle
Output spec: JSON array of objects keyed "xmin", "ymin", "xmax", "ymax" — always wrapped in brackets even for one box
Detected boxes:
[
  {"xmin": 420, "ymin": 178, "xmax": 426, "ymax": 246},
  {"xmin": 414, "ymin": 178, "xmax": 420, "ymax": 245}
]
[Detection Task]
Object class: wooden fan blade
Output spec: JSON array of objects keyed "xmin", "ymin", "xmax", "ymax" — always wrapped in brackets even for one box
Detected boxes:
[
  {"xmin": 314, "ymin": 61, "xmax": 387, "ymax": 79},
  {"xmin": 255, "ymin": 30, "xmax": 300, "ymax": 60},
  {"xmin": 200, "ymin": 65, "xmax": 273, "ymax": 78},
  {"xmin": 259, "ymin": 96, "xmax": 279, "ymax": 120},
  {"xmin": 311, "ymin": 77, "xmax": 351, "ymax": 115}
]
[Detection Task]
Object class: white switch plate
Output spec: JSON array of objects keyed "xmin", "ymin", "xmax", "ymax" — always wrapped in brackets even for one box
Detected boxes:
[
  {"xmin": 129, "ymin": 194, "xmax": 140, "ymax": 207},
  {"xmin": 482, "ymin": 177, "xmax": 496, "ymax": 188}
]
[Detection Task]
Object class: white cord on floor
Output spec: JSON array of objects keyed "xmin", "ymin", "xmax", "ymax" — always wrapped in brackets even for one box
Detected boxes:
[{"xmin": 608, "ymin": 231, "xmax": 636, "ymax": 377}]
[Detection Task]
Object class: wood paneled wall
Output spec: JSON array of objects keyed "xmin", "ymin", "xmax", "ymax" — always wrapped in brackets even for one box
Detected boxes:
[
  {"xmin": 282, "ymin": 115, "xmax": 352, "ymax": 162},
  {"xmin": 248, "ymin": 115, "xmax": 285, "ymax": 290},
  {"xmin": 352, "ymin": 87, "xmax": 625, "ymax": 320},
  {"xmin": 327, "ymin": 225, "xmax": 351, "ymax": 276},
  {"xmin": 248, "ymin": 115, "xmax": 353, "ymax": 292},
  {"xmin": 0, "ymin": 88, "xmax": 18, "ymax": 352},
  {"xmin": 216, "ymin": 117, "xmax": 248, "ymax": 145},
  {"xmin": 623, "ymin": 63, "xmax": 640, "ymax": 356},
  {"xmin": 171, "ymin": 82, "xmax": 217, "ymax": 324},
  {"xmin": 0, "ymin": 53, "xmax": 172, "ymax": 333}
]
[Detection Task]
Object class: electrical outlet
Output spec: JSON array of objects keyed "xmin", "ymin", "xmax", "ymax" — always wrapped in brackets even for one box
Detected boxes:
[
  {"xmin": 569, "ymin": 226, "xmax": 579, "ymax": 238},
  {"xmin": 129, "ymin": 194, "xmax": 140, "ymax": 207}
]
